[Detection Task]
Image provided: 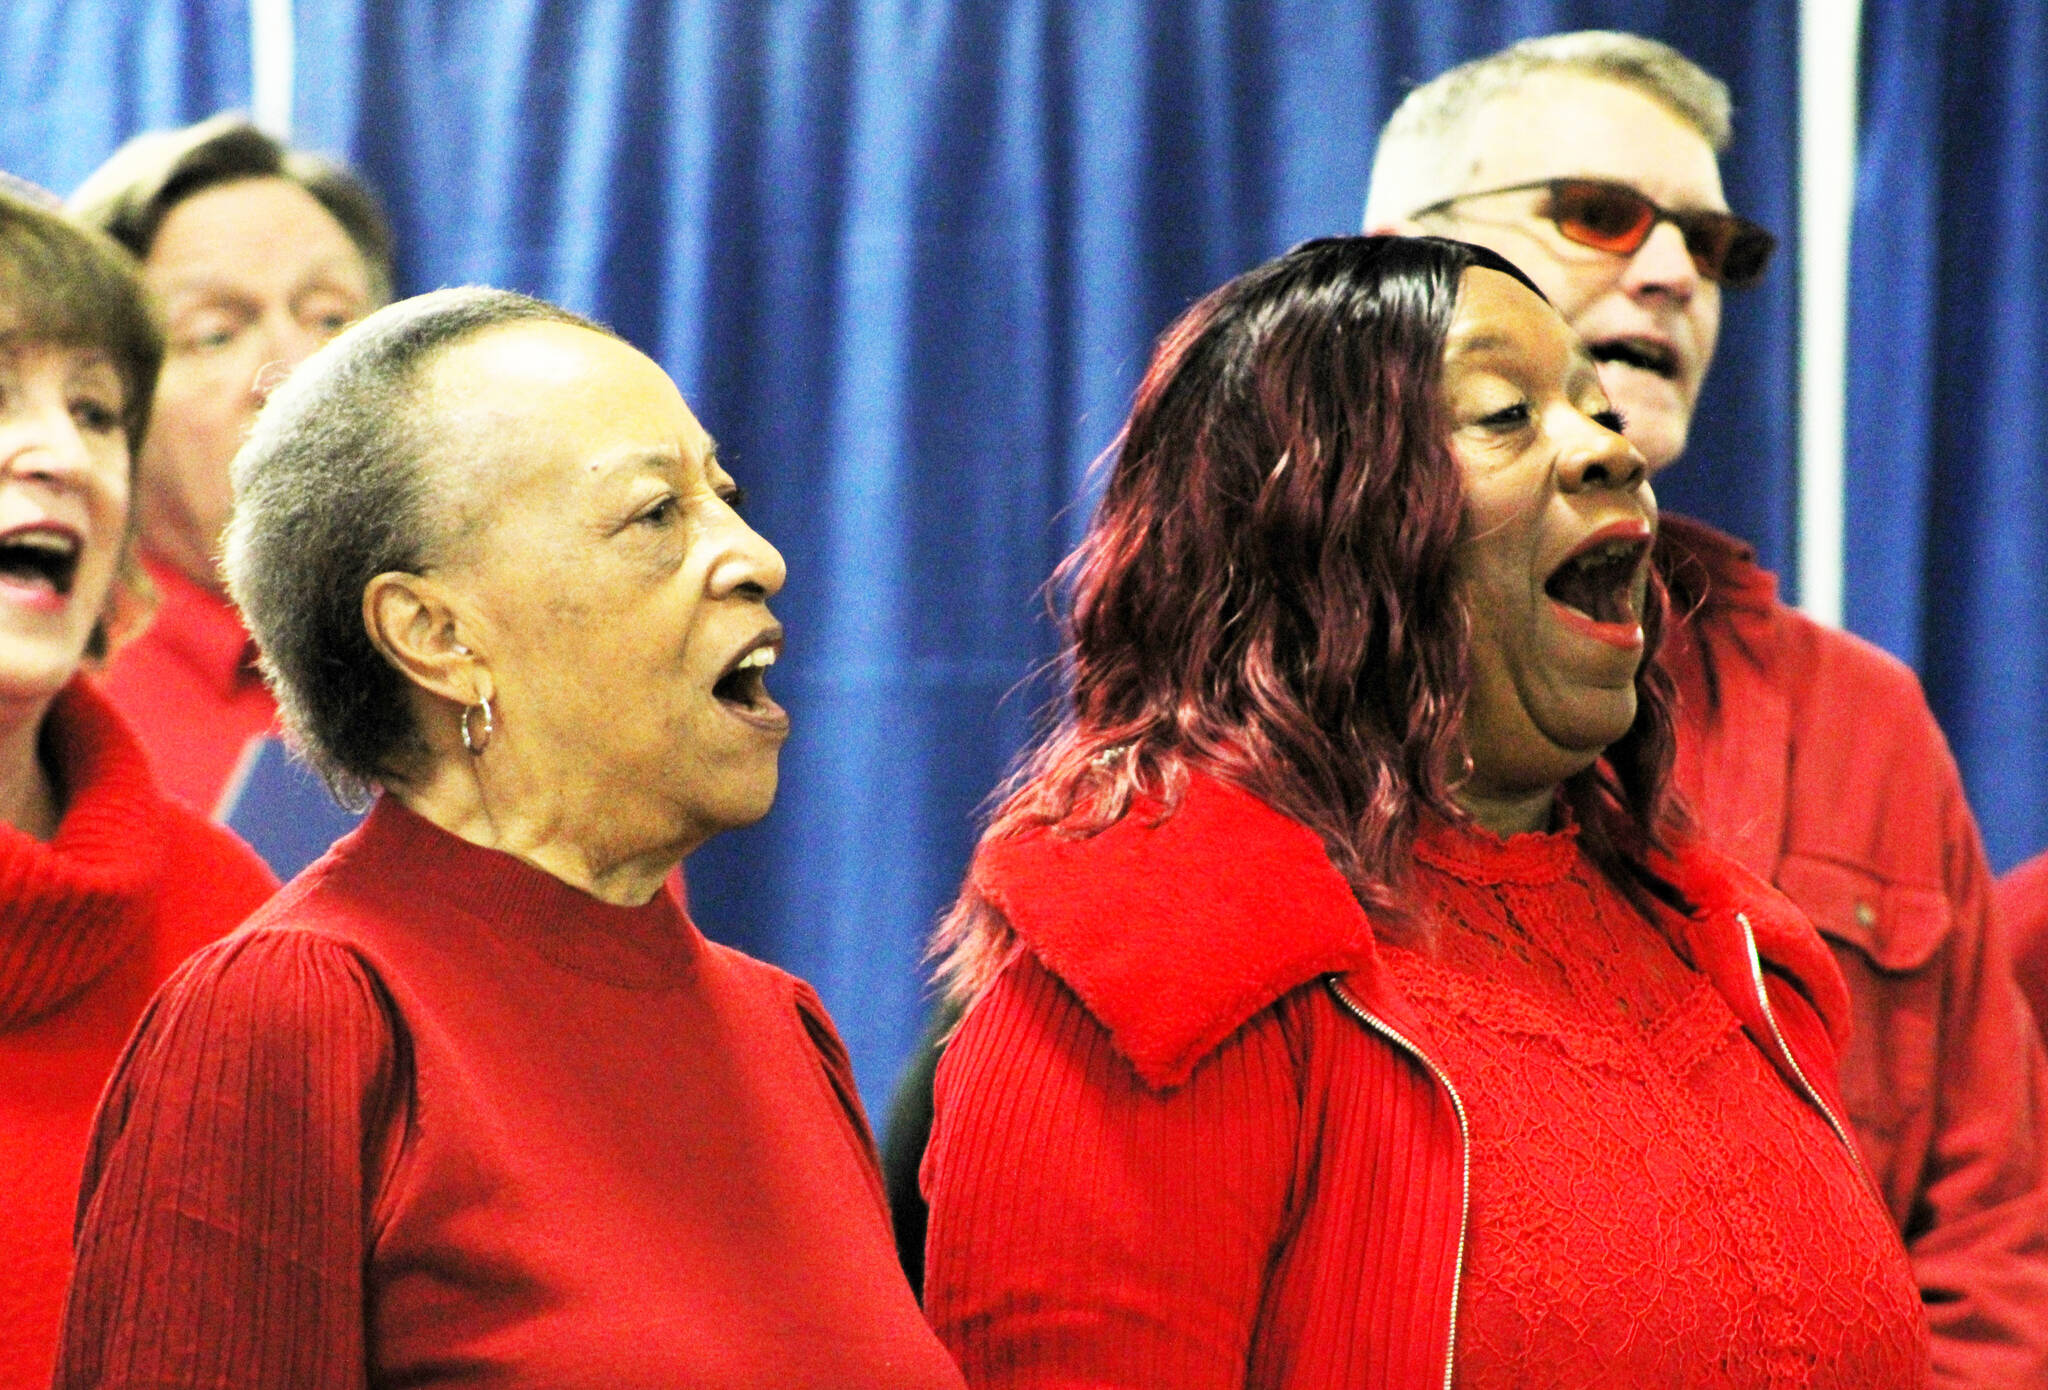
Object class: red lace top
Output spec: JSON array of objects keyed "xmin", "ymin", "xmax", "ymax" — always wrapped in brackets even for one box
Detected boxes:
[{"xmin": 1380, "ymin": 819, "xmax": 1928, "ymax": 1389}]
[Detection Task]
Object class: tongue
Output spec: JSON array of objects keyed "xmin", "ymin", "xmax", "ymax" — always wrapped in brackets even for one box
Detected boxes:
[
  {"xmin": 1548, "ymin": 559, "xmax": 1629, "ymax": 625},
  {"xmin": 714, "ymin": 668, "xmax": 758, "ymax": 708},
  {"xmin": 0, "ymin": 558, "xmax": 59, "ymax": 594}
]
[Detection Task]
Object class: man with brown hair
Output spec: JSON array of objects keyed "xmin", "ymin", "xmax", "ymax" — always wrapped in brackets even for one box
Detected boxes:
[{"xmin": 70, "ymin": 116, "xmax": 393, "ymax": 830}]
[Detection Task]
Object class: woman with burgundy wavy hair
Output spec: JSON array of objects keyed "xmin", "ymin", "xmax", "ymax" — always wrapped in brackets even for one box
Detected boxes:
[{"xmin": 919, "ymin": 236, "xmax": 1927, "ymax": 1388}]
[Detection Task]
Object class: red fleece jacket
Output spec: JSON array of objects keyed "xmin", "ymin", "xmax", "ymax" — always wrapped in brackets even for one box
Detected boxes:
[
  {"xmin": 923, "ymin": 772, "xmax": 1893, "ymax": 1389},
  {"xmin": 0, "ymin": 677, "xmax": 275, "ymax": 1390},
  {"xmin": 1661, "ymin": 514, "xmax": 2048, "ymax": 1388}
]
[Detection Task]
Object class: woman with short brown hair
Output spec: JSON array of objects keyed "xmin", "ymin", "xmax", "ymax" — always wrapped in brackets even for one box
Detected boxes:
[{"xmin": 0, "ymin": 183, "xmax": 274, "ymax": 1390}]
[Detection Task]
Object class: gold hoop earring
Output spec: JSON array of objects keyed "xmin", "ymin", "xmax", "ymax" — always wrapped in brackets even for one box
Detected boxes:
[{"xmin": 460, "ymin": 696, "xmax": 495, "ymax": 756}]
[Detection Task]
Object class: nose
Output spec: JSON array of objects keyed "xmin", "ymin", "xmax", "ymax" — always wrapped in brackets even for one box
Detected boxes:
[
  {"xmin": 248, "ymin": 312, "xmax": 332, "ymax": 403},
  {"xmin": 710, "ymin": 517, "xmax": 788, "ymax": 602},
  {"xmin": 1619, "ymin": 218, "xmax": 1701, "ymax": 301},
  {"xmin": 1555, "ymin": 411, "xmax": 1648, "ymax": 494},
  {"xmin": 1, "ymin": 397, "xmax": 96, "ymax": 485}
]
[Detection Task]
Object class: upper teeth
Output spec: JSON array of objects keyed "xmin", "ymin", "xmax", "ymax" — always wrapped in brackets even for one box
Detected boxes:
[
  {"xmin": 735, "ymin": 646, "xmax": 776, "ymax": 671},
  {"xmin": 8, "ymin": 531, "xmax": 76, "ymax": 556}
]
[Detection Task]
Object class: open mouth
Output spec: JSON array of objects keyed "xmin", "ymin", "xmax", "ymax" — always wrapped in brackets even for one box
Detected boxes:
[
  {"xmin": 1590, "ymin": 336, "xmax": 1678, "ymax": 379},
  {"xmin": 712, "ymin": 635, "xmax": 782, "ymax": 716},
  {"xmin": 0, "ymin": 527, "xmax": 81, "ymax": 599},
  {"xmin": 1544, "ymin": 533, "xmax": 1650, "ymax": 628}
]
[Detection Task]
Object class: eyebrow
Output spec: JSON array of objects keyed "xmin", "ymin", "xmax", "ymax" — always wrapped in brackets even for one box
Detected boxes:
[
  {"xmin": 591, "ymin": 439, "xmax": 722, "ymax": 480},
  {"xmin": 593, "ymin": 446, "xmax": 682, "ymax": 478},
  {"xmin": 1444, "ymin": 332, "xmax": 1516, "ymax": 361},
  {"xmin": 0, "ymin": 331, "xmax": 116, "ymax": 371},
  {"xmin": 157, "ymin": 260, "xmax": 370, "ymax": 301}
]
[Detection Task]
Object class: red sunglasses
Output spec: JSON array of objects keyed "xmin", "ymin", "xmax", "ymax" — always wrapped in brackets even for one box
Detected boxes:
[{"xmin": 1414, "ymin": 177, "xmax": 1776, "ymax": 289}]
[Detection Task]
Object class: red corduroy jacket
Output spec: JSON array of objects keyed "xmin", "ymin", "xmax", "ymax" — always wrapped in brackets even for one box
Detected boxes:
[
  {"xmin": 1661, "ymin": 514, "xmax": 2048, "ymax": 1388},
  {"xmin": 923, "ymin": 773, "xmax": 1870, "ymax": 1389}
]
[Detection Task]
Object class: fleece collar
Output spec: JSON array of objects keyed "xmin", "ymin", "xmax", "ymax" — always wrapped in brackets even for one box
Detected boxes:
[
  {"xmin": 971, "ymin": 770, "xmax": 1851, "ymax": 1091},
  {"xmin": 971, "ymin": 775, "xmax": 1381, "ymax": 1090}
]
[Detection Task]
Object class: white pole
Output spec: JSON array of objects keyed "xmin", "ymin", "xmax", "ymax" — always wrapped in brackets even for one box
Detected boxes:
[
  {"xmin": 249, "ymin": 0, "xmax": 295, "ymax": 139},
  {"xmin": 1796, "ymin": 0, "xmax": 1862, "ymax": 627}
]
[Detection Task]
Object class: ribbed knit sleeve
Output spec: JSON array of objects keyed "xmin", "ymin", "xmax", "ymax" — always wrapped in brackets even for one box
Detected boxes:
[
  {"xmin": 923, "ymin": 950, "xmax": 1303, "ymax": 1388},
  {"xmin": 53, "ymin": 930, "xmax": 405, "ymax": 1390}
]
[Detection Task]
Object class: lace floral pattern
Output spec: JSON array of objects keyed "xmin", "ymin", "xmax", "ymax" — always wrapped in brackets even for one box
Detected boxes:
[{"xmin": 1381, "ymin": 819, "xmax": 1927, "ymax": 1389}]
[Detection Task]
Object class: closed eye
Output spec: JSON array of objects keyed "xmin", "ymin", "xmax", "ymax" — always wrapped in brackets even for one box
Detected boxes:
[
  {"xmin": 1593, "ymin": 408, "xmax": 1627, "ymax": 434},
  {"xmin": 1476, "ymin": 402, "xmax": 1530, "ymax": 430},
  {"xmin": 72, "ymin": 397, "xmax": 122, "ymax": 433},
  {"xmin": 636, "ymin": 495, "xmax": 680, "ymax": 528}
]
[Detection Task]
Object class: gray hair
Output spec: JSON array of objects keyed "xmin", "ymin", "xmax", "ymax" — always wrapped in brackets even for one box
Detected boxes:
[
  {"xmin": 69, "ymin": 113, "xmax": 397, "ymax": 305},
  {"xmin": 223, "ymin": 286, "xmax": 611, "ymax": 803},
  {"xmin": 1364, "ymin": 31, "xmax": 1732, "ymax": 228}
]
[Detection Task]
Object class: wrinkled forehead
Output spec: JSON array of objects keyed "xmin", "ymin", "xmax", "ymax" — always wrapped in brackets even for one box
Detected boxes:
[
  {"xmin": 1446, "ymin": 266, "xmax": 1600, "ymax": 379},
  {"xmin": 413, "ymin": 322, "xmax": 708, "ymax": 507},
  {"xmin": 1447, "ymin": 72, "xmax": 1728, "ymax": 208}
]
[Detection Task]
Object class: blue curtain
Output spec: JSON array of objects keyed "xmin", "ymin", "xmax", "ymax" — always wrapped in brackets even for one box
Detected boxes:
[
  {"xmin": 2, "ymin": 0, "xmax": 1804, "ymax": 1108},
  {"xmin": 0, "ymin": 0, "xmax": 246, "ymax": 196},
  {"xmin": 1848, "ymin": 0, "xmax": 2048, "ymax": 874}
]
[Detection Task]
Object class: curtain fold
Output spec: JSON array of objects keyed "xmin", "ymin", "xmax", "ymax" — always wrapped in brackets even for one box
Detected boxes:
[
  {"xmin": 0, "ymin": 0, "xmax": 246, "ymax": 196},
  {"xmin": 4, "ymin": 0, "xmax": 1812, "ymax": 1104},
  {"xmin": 1847, "ymin": 0, "xmax": 2048, "ymax": 873}
]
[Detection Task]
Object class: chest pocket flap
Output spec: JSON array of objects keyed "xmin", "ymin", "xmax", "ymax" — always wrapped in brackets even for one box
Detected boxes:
[{"xmin": 1775, "ymin": 852, "xmax": 1951, "ymax": 974}]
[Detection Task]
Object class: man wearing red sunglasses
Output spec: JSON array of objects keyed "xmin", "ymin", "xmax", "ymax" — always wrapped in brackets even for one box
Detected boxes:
[{"xmin": 1368, "ymin": 30, "xmax": 2048, "ymax": 1389}]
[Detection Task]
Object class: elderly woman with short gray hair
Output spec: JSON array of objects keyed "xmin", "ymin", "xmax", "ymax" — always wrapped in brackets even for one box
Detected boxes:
[{"xmin": 54, "ymin": 288, "xmax": 966, "ymax": 1390}]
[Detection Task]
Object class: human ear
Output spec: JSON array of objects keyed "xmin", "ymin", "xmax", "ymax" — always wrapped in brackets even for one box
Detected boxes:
[{"xmin": 362, "ymin": 571, "xmax": 487, "ymax": 708}]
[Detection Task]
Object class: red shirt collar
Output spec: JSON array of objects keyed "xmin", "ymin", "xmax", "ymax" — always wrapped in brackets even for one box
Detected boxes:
[
  {"xmin": 1657, "ymin": 512, "xmax": 1779, "ymax": 618},
  {"xmin": 139, "ymin": 553, "xmax": 264, "ymax": 701}
]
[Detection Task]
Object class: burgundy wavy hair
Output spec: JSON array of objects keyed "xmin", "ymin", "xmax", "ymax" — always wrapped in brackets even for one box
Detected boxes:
[{"xmin": 939, "ymin": 235, "xmax": 1682, "ymax": 999}]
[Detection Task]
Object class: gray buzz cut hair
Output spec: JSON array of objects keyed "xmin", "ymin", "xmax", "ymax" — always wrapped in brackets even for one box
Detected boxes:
[
  {"xmin": 222, "ymin": 286, "xmax": 613, "ymax": 804},
  {"xmin": 1363, "ymin": 30, "xmax": 1733, "ymax": 229}
]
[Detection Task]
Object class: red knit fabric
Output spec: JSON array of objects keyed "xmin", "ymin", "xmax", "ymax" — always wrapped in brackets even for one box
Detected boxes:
[
  {"xmin": 1661, "ymin": 513, "xmax": 2048, "ymax": 1388},
  {"xmin": 1382, "ymin": 818, "xmax": 1926, "ymax": 1387},
  {"xmin": 922, "ymin": 772, "xmax": 1926, "ymax": 1390},
  {"xmin": 0, "ymin": 676, "xmax": 276, "ymax": 1390},
  {"xmin": 1993, "ymin": 850, "xmax": 2048, "ymax": 1049},
  {"xmin": 53, "ymin": 795, "xmax": 965, "ymax": 1390}
]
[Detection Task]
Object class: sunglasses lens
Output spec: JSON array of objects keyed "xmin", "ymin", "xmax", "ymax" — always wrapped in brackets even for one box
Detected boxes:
[
  {"xmin": 1673, "ymin": 212, "xmax": 1776, "ymax": 286},
  {"xmin": 1549, "ymin": 181, "xmax": 1655, "ymax": 253},
  {"xmin": 1715, "ymin": 225, "xmax": 1776, "ymax": 287}
]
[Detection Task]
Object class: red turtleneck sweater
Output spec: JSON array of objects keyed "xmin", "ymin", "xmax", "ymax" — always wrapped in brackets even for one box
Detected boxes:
[
  {"xmin": 0, "ymin": 677, "xmax": 276, "ymax": 1390},
  {"xmin": 54, "ymin": 795, "xmax": 966, "ymax": 1390}
]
